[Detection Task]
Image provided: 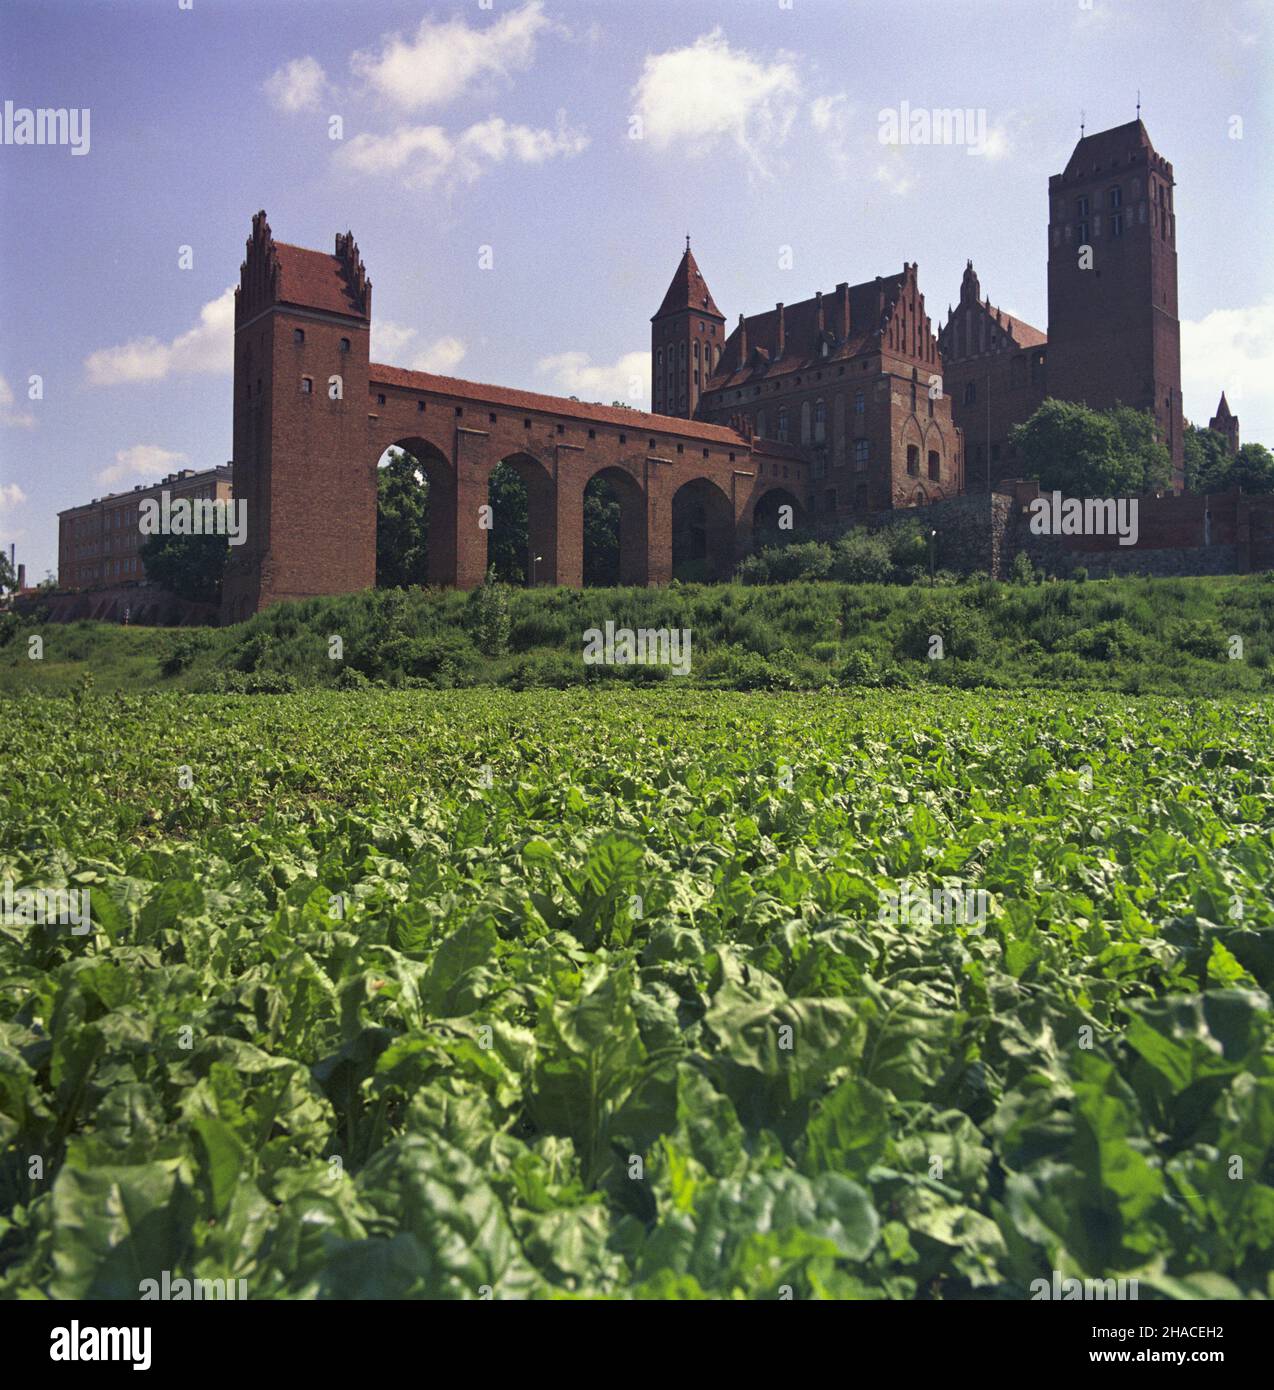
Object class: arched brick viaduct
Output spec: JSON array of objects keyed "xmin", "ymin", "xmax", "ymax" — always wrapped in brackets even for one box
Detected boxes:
[{"xmin": 221, "ymin": 214, "xmax": 809, "ymax": 622}]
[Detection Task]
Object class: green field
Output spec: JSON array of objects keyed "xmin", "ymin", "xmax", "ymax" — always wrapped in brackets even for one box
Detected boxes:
[{"xmin": 1, "ymin": 688, "xmax": 1272, "ymax": 1299}]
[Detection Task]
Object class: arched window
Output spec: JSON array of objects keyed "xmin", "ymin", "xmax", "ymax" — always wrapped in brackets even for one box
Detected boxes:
[
  {"xmin": 814, "ymin": 399, "xmax": 826, "ymax": 444},
  {"xmin": 854, "ymin": 390, "xmax": 864, "ymax": 415},
  {"xmin": 757, "ymin": 409, "xmax": 767, "ymax": 439},
  {"xmin": 657, "ymin": 349, "xmax": 663, "ymax": 368},
  {"xmin": 293, "ymin": 328, "xmax": 305, "ymax": 345},
  {"xmin": 800, "ymin": 401, "xmax": 812, "ymax": 444},
  {"xmin": 339, "ymin": 337, "xmax": 350, "ymax": 353},
  {"xmin": 963, "ymin": 381, "xmax": 976, "ymax": 405},
  {"xmin": 694, "ymin": 341, "xmax": 700, "ymax": 360},
  {"xmin": 300, "ymin": 377, "xmax": 313, "ymax": 394},
  {"xmin": 777, "ymin": 407, "xmax": 789, "ymax": 443}
]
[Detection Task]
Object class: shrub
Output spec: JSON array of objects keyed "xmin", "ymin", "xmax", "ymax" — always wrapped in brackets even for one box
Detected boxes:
[
  {"xmin": 383, "ymin": 632, "xmax": 480, "ymax": 683},
  {"xmin": 830, "ymin": 529, "xmax": 892, "ymax": 584},
  {"xmin": 840, "ymin": 649, "xmax": 879, "ymax": 687},
  {"xmin": 467, "ymin": 568, "xmax": 511, "ymax": 656},
  {"xmin": 764, "ymin": 542, "xmax": 834, "ymax": 584},
  {"xmin": 508, "ymin": 649, "xmax": 583, "ymax": 689},
  {"xmin": 334, "ymin": 666, "xmax": 370, "ymax": 690},
  {"xmin": 162, "ymin": 629, "xmax": 215, "ymax": 677},
  {"xmin": 1010, "ymin": 550, "xmax": 1036, "ymax": 584},
  {"xmin": 735, "ymin": 553, "xmax": 771, "ymax": 586}
]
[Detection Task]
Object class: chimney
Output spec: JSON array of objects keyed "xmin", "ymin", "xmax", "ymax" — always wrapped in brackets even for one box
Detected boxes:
[
  {"xmin": 17, "ymin": 564, "xmax": 25, "ymax": 590},
  {"xmin": 837, "ymin": 282, "xmax": 850, "ymax": 340},
  {"xmin": 776, "ymin": 303, "xmax": 785, "ymax": 357},
  {"xmin": 737, "ymin": 313, "xmax": 747, "ymax": 364},
  {"xmin": 815, "ymin": 289, "xmax": 825, "ymax": 337}
]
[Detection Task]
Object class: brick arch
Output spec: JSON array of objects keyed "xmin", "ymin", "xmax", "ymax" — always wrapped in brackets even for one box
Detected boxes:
[
  {"xmin": 377, "ymin": 436, "xmax": 458, "ymax": 586},
  {"xmin": 751, "ymin": 485, "xmax": 806, "ymax": 551},
  {"xmin": 672, "ymin": 475, "xmax": 734, "ymax": 581},
  {"xmin": 490, "ymin": 449, "xmax": 557, "ymax": 586},
  {"xmin": 582, "ymin": 464, "xmax": 648, "ymax": 587}
]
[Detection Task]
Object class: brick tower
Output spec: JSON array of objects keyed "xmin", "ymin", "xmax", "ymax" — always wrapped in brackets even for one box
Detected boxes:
[
  {"xmin": 651, "ymin": 239, "xmax": 726, "ymax": 419},
  {"xmin": 1046, "ymin": 119, "xmax": 1184, "ymax": 489},
  {"xmin": 221, "ymin": 211, "xmax": 375, "ymax": 622},
  {"xmin": 1208, "ymin": 392, "xmax": 1240, "ymax": 455}
]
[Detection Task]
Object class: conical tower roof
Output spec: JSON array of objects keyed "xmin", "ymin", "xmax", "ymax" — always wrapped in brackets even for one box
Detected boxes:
[{"xmin": 653, "ymin": 243, "xmax": 723, "ymax": 320}]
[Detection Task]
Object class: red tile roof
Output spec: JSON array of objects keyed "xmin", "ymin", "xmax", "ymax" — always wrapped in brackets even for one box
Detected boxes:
[
  {"xmin": 653, "ymin": 247, "xmax": 724, "ymax": 320},
  {"xmin": 274, "ymin": 242, "xmax": 367, "ymax": 319},
  {"xmin": 369, "ymin": 363, "xmax": 749, "ymax": 445},
  {"xmin": 1061, "ymin": 119, "xmax": 1157, "ymax": 178}
]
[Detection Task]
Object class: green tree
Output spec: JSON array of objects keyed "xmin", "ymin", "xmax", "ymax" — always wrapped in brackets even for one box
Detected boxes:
[
  {"xmin": 1012, "ymin": 399, "xmax": 1167, "ymax": 495},
  {"xmin": 1229, "ymin": 442, "xmax": 1274, "ymax": 495},
  {"xmin": 376, "ymin": 449, "xmax": 430, "ymax": 588},
  {"xmin": 138, "ymin": 532, "xmax": 228, "ymax": 603},
  {"xmin": 487, "ymin": 460, "xmax": 529, "ymax": 584},
  {"xmin": 0, "ymin": 551, "xmax": 15, "ymax": 593},
  {"xmin": 1183, "ymin": 423, "xmax": 1233, "ymax": 493},
  {"xmin": 583, "ymin": 477, "xmax": 621, "ymax": 586}
]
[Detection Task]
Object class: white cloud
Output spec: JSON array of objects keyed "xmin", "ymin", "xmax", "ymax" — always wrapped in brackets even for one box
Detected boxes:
[
  {"xmin": 1182, "ymin": 297, "xmax": 1274, "ymax": 441},
  {"xmin": 85, "ymin": 288, "xmax": 234, "ymax": 385},
  {"xmin": 97, "ymin": 445, "xmax": 188, "ymax": 488},
  {"xmin": 0, "ymin": 374, "xmax": 36, "ymax": 428},
  {"xmin": 264, "ymin": 56, "xmax": 328, "ymax": 113},
  {"xmin": 0, "ymin": 482, "xmax": 26, "ymax": 510},
  {"xmin": 336, "ymin": 112, "xmax": 587, "ymax": 188},
  {"xmin": 873, "ymin": 156, "xmax": 915, "ymax": 198},
  {"xmin": 537, "ymin": 350, "xmax": 650, "ymax": 405},
  {"xmin": 370, "ymin": 321, "xmax": 467, "ymax": 376},
  {"xmin": 810, "ymin": 94, "xmax": 857, "ymax": 177},
  {"xmin": 351, "ymin": 0, "xmax": 550, "ymax": 111},
  {"xmin": 632, "ymin": 30, "xmax": 800, "ymax": 172}
]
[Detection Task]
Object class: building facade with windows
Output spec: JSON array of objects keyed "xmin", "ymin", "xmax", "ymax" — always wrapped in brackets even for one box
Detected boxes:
[{"xmin": 57, "ymin": 465, "xmax": 232, "ymax": 591}]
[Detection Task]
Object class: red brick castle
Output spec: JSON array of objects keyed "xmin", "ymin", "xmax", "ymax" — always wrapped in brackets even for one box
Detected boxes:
[{"xmin": 223, "ymin": 118, "xmax": 1193, "ymax": 620}]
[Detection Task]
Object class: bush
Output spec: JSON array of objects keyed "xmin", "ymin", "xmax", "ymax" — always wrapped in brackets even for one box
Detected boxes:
[
  {"xmin": 508, "ymin": 649, "xmax": 583, "ymax": 689},
  {"xmin": 698, "ymin": 643, "xmax": 795, "ymax": 690},
  {"xmin": 1010, "ymin": 550, "xmax": 1036, "ymax": 584},
  {"xmin": 735, "ymin": 553, "xmax": 771, "ymax": 586},
  {"xmin": 830, "ymin": 529, "xmax": 892, "ymax": 584},
  {"xmin": 196, "ymin": 670, "xmax": 297, "ymax": 694},
  {"xmin": 762, "ymin": 542, "xmax": 834, "ymax": 584},
  {"xmin": 334, "ymin": 666, "xmax": 370, "ymax": 690},
  {"xmin": 382, "ymin": 631, "xmax": 480, "ymax": 684},
  {"xmin": 840, "ymin": 649, "xmax": 879, "ymax": 687},
  {"xmin": 162, "ymin": 629, "xmax": 215, "ymax": 677},
  {"xmin": 467, "ymin": 569, "xmax": 511, "ymax": 656}
]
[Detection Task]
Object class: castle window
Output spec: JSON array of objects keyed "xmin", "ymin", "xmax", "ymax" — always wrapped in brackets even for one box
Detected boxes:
[
  {"xmin": 854, "ymin": 439, "xmax": 869, "ymax": 469},
  {"xmin": 377, "ymin": 393, "xmax": 386, "ymax": 405},
  {"xmin": 589, "ymin": 429, "xmax": 596, "ymax": 439},
  {"xmin": 556, "ymin": 424, "xmax": 564, "ymax": 435},
  {"xmin": 455, "ymin": 406, "xmax": 463, "ymax": 417},
  {"xmin": 1076, "ymin": 195, "xmax": 1089, "ymax": 218},
  {"xmin": 300, "ymin": 376, "xmax": 313, "ymax": 394},
  {"xmin": 814, "ymin": 399, "xmax": 826, "ymax": 443},
  {"xmin": 418, "ymin": 401, "xmax": 427, "ymax": 412},
  {"xmin": 963, "ymin": 381, "xmax": 976, "ymax": 405},
  {"xmin": 813, "ymin": 455, "xmax": 825, "ymax": 480},
  {"xmin": 620, "ymin": 433, "xmax": 626, "ymax": 444},
  {"xmin": 649, "ymin": 439, "xmax": 655, "ymax": 449},
  {"xmin": 524, "ymin": 418, "xmax": 531, "ymax": 428},
  {"xmin": 777, "ymin": 407, "xmax": 789, "ymax": 443},
  {"xmin": 1108, "ymin": 186, "xmax": 1122, "ymax": 209},
  {"xmin": 657, "ymin": 349, "xmax": 663, "ymax": 368},
  {"xmin": 928, "ymin": 451, "xmax": 940, "ymax": 481},
  {"xmin": 703, "ymin": 448, "xmax": 709, "ymax": 459},
  {"xmin": 800, "ymin": 402, "xmax": 812, "ymax": 444},
  {"xmin": 677, "ymin": 443, "xmax": 684, "ymax": 454},
  {"xmin": 729, "ymin": 451, "xmax": 735, "ymax": 461},
  {"xmin": 340, "ymin": 337, "xmax": 350, "ymax": 352},
  {"xmin": 757, "ymin": 409, "xmax": 767, "ymax": 438},
  {"xmin": 699, "ymin": 320, "xmax": 705, "ymax": 331},
  {"xmin": 854, "ymin": 390, "xmax": 864, "ymax": 415},
  {"xmin": 1078, "ymin": 221, "xmax": 1089, "ymax": 243},
  {"xmin": 489, "ymin": 412, "xmax": 497, "ymax": 423},
  {"xmin": 693, "ymin": 342, "xmax": 700, "ymax": 360},
  {"xmin": 293, "ymin": 329, "xmax": 305, "ymax": 344},
  {"xmin": 907, "ymin": 445, "xmax": 920, "ymax": 476},
  {"xmin": 1111, "ymin": 212, "xmax": 1123, "ymax": 237}
]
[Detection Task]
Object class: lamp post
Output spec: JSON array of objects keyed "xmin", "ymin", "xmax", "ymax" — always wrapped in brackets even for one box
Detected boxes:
[
  {"xmin": 529, "ymin": 553, "xmax": 543, "ymax": 587},
  {"xmin": 929, "ymin": 528, "xmax": 937, "ymax": 587}
]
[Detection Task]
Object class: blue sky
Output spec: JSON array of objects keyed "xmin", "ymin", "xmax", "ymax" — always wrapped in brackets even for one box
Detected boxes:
[{"xmin": 2, "ymin": 0, "xmax": 1271, "ymax": 581}]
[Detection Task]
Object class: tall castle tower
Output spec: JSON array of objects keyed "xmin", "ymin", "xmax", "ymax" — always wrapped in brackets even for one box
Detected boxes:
[
  {"xmin": 651, "ymin": 240, "xmax": 726, "ymax": 419},
  {"xmin": 1046, "ymin": 119, "xmax": 1184, "ymax": 488},
  {"xmin": 221, "ymin": 211, "xmax": 375, "ymax": 622}
]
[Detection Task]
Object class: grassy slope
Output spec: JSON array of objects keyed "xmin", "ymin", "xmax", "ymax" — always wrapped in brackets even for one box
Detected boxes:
[{"xmin": 1, "ymin": 572, "xmax": 1271, "ymax": 697}]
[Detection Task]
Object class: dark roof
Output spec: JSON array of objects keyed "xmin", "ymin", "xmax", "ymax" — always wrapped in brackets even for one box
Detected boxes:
[
  {"xmin": 1062, "ymin": 119, "xmax": 1156, "ymax": 177},
  {"xmin": 1214, "ymin": 392, "xmax": 1234, "ymax": 419},
  {"xmin": 274, "ymin": 242, "xmax": 367, "ymax": 318},
  {"xmin": 369, "ymin": 363, "xmax": 747, "ymax": 444},
  {"xmin": 653, "ymin": 247, "xmax": 723, "ymax": 320}
]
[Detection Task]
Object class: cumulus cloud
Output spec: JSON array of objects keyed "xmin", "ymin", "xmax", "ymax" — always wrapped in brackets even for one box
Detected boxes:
[
  {"xmin": 370, "ymin": 321, "xmax": 467, "ymax": 376},
  {"xmin": 352, "ymin": 0, "xmax": 550, "ymax": 111},
  {"xmin": 632, "ymin": 30, "xmax": 800, "ymax": 172},
  {"xmin": 264, "ymin": 56, "xmax": 328, "ymax": 113},
  {"xmin": 85, "ymin": 288, "xmax": 234, "ymax": 385},
  {"xmin": 336, "ymin": 112, "xmax": 587, "ymax": 188},
  {"xmin": 96, "ymin": 445, "xmax": 188, "ymax": 488},
  {"xmin": 1182, "ymin": 297, "xmax": 1274, "ymax": 441},
  {"xmin": 0, "ymin": 482, "xmax": 27, "ymax": 510},
  {"xmin": 0, "ymin": 374, "xmax": 36, "ymax": 428},
  {"xmin": 537, "ymin": 351, "xmax": 650, "ymax": 405}
]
